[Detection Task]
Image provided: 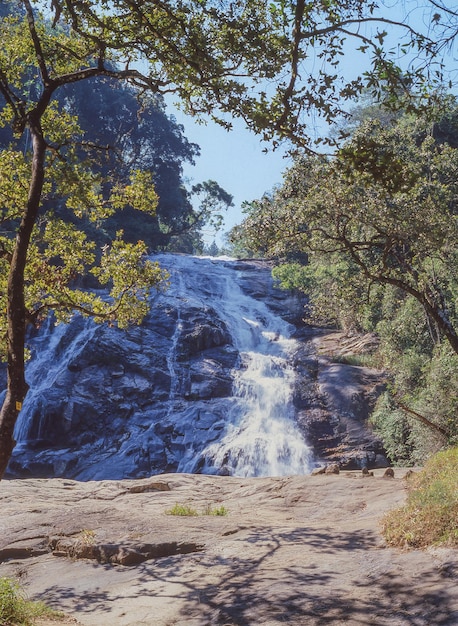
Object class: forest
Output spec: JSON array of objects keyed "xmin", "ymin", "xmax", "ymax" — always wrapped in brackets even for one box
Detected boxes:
[
  {"xmin": 0, "ymin": 0, "xmax": 457, "ymax": 485},
  {"xmin": 229, "ymin": 102, "xmax": 458, "ymax": 466}
]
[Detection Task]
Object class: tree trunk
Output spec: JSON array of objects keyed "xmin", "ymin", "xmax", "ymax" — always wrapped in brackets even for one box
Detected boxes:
[
  {"xmin": 0, "ymin": 124, "xmax": 46, "ymax": 479},
  {"xmin": 352, "ymin": 253, "xmax": 458, "ymax": 357},
  {"xmin": 422, "ymin": 298, "xmax": 458, "ymax": 356},
  {"xmin": 397, "ymin": 401, "xmax": 449, "ymax": 440}
]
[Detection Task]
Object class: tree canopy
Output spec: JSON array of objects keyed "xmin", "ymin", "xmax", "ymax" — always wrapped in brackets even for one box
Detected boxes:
[
  {"xmin": 232, "ymin": 102, "xmax": 458, "ymax": 461},
  {"xmin": 17, "ymin": 0, "xmax": 452, "ymax": 150},
  {"xmin": 53, "ymin": 82, "xmax": 202, "ymax": 250}
]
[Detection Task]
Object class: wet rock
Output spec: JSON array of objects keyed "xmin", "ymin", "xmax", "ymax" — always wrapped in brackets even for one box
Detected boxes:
[
  {"xmin": 5, "ymin": 255, "xmax": 388, "ymax": 480},
  {"xmin": 294, "ymin": 331, "xmax": 387, "ymax": 470}
]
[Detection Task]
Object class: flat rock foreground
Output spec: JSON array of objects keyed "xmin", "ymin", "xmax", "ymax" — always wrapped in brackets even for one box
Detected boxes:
[{"xmin": 0, "ymin": 471, "xmax": 457, "ymax": 625}]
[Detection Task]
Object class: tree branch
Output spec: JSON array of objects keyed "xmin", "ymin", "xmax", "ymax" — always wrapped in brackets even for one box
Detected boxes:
[
  {"xmin": 396, "ymin": 399, "xmax": 449, "ymax": 439},
  {"xmin": 23, "ymin": 0, "xmax": 51, "ymax": 87}
]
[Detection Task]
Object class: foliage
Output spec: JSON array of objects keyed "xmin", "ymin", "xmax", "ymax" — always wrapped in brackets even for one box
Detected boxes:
[
  {"xmin": 233, "ymin": 103, "xmax": 458, "ymax": 463},
  {"xmin": 0, "ymin": 74, "xmax": 169, "ymax": 342},
  {"xmin": 165, "ymin": 503, "xmax": 199, "ymax": 516},
  {"xmin": 371, "ymin": 338, "xmax": 458, "ymax": 464},
  {"xmin": 0, "ymin": 1, "xmax": 454, "ymax": 149},
  {"xmin": 22, "ymin": 0, "xmax": 450, "ymax": 151},
  {"xmin": 165, "ymin": 502, "xmax": 228, "ymax": 516},
  {"xmin": 223, "ymin": 218, "xmax": 265, "ymax": 258},
  {"xmin": 0, "ymin": 65, "xmax": 206, "ymax": 253},
  {"xmin": 234, "ymin": 107, "xmax": 458, "ymax": 352},
  {"xmin": 0, "ymin": 212, "xmax": 170, "ymax": 363},
  {"xmin": 382, "ymin": 447, "xmax": 458, "ymax": 548},
  {"xmin": 202, "ymin": 241, "xmax": 221, "ymax": 257},
  {"xmin": 54, "ymin": 81, "xmax": 202, "ymax": 251},
  {"xmin": 368, "ymin": 290, "xmax": 458, "ymax": 464},
  {"xmin": 416, "ymin": 343, "xmax": 458, "ymax": 445},
  {"xmin": 164, "ymin": 180, "xmax": 233, "ymax": 253},
  {"xmin": 272, "ymin": 257, "xmax": 376, "ymax": 331},
  {"xmin": 370, "ymin": 393, "xmax": 420, "ymax": 465},
  {"xmin": 0, "ymin": 577, "xmax": 64, "ymax": 625},
  {"xmin": 0, "ymin": 0, "xmax": 212, "ymax": 477},
  {"xmin": 190, "ymin": 181, "xmax": 233, "ymax": 234}
]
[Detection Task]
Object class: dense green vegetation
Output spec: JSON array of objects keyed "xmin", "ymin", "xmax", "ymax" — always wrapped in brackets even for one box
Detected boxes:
[
  {"xmin": 231, "ymin": 103, "xmax": 458, "ymax": 465},
  {"xmin": 382, "ymin": 447, "xmax": 458, "ymax": 547},
  {"xmin": 0, "ymin": 577, "xmax": 64, "ymax": 625}
]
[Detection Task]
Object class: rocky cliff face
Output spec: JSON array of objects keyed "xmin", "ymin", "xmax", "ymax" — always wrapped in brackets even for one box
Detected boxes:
[{"xmin": 3, "ymin": 255, "xmax": 387, "ymax": 480}]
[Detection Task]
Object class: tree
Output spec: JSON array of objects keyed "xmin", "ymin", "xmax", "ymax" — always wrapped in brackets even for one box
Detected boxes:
[
  {"xmin": 56, "ymin": 80, "xmax": 201, "ymax": 250},
  {"xmin": 235, "ymin": 109, "xmax": 458, "ymax": 353},
  {"xmin": 204, "ymin": 241, "xmax": 220, "ymax": 257},
  {"xmin": 57, "ymin": 79, "xmax": 215, "ymax": 251},
  {"xmin": 0, "ymin": 0, "xmax": 451, "ymax": 479},
  {"xmin": 233, "ymin": 105, "xmax": 458, "ymax": 459}
]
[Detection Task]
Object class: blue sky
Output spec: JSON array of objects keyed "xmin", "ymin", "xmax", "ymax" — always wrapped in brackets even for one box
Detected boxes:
[
  {"xmin": 167, "ymin": 1, "xmax": 457, "ymax": 247},
  {"xmin": 169, "ymin": 108, "xmax": 293, "ymax": 246},
  {"xmin": 169, "ymin": 104, "xmax": 335, "ymax": 246}
]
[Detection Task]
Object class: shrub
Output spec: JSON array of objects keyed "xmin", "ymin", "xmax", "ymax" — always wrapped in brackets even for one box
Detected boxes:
[
  {"xmin": 370, "ymin": 393, "xmax": 416, "ymax": 465},
  {"xmin": 0, "ymin": 577, "xmax": 64, "ymax": 625},
  {"xmin": 382, "ymin": 447, "xmax": 458, "ymax": 548},
  {"xmin": 371, "ymin": 340, "xmax": 458, "ymax": 465}
]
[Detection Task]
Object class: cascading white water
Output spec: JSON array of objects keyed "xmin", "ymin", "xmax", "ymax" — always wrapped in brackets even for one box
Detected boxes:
[
  {"xmin": 165, "ymin": 272, "xmax": 184, "ymax": 406},
  {"xmin": 13, "ymin": 315, "xmax": 98, "ymax": 444},
  {"xmin": 156, "ymin": 254, "xmax": 312, "ymax": 477},
  {"xmin": 7, "ymin": 253, "xmax": 313, "ymax": 479}
]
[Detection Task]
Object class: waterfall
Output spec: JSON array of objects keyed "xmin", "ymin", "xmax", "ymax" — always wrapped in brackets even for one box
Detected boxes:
[
  {"xmin": 165, "ymin": 273, "xmax": 184, "ymax": 405},
  {"xmin": 156, "ymin": 255, "xmax": 312, "ymax": 477},
  {"xmin": 7, "ymin": 254, "xmax": 313, "ymax": 479},
  {"xmin": 13, "ymin": 314, "xmax": 98, "ymax": 445}
]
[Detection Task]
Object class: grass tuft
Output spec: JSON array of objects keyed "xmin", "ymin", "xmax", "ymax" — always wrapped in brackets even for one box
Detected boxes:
[
  {"xmin": 382, "ymin": 447, "xmax": 458, "ymax": 548},
  {"xmin": 0, "ymin": 577, "xmax": 65, "ymax": 625},
  {"xmin": 165, "ymin": 502, "xmax": 229, "ymax": 517},
  {"xmin": 165, "ymin": 503, "xmax": 199, "ymax": 516},
  {"xmin": 202, "ymin": 504, "xmax": 229, "ymax": 516},
  {"xmin": 330, "ymin": 353, "xmax": 378, "ymax": 368}
]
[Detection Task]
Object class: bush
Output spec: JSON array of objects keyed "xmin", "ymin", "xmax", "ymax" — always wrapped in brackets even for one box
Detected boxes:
[
  {"xmin": 382, "ymin": 447, "xmax": 458, "ymax": 548},
  {"xmin": 371, "ymin": 340, "xmax": 458, "ymax": 465},
  {"xmin": 0, "ymin": 577, "xmax": 63, "ymax": 625},
  {"xmin": 370, "ymin": 393, "xmax": 416, "ymax": 465}
]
